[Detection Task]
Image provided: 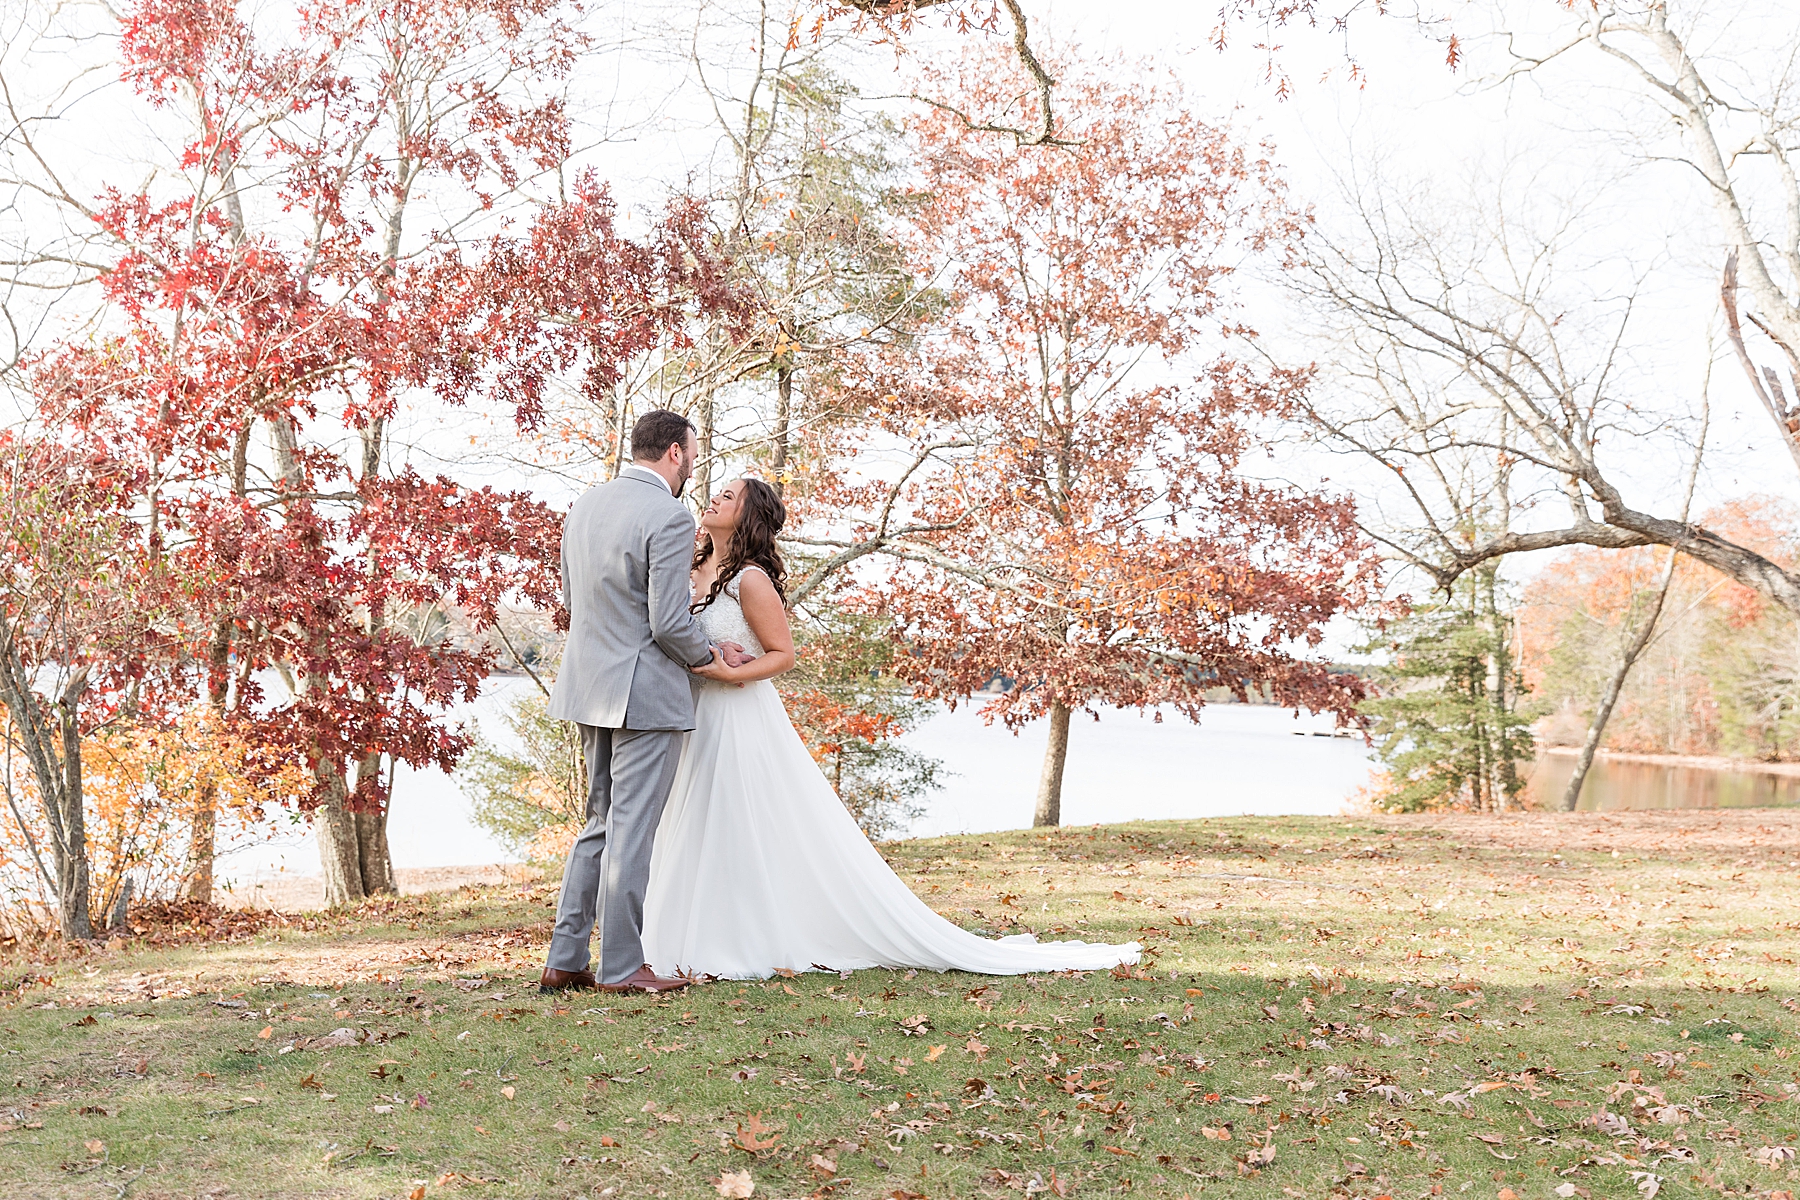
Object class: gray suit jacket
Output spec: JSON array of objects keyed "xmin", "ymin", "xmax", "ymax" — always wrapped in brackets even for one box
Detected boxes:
[{"xmin": 548, "ymin": 470, "xmax": 714, "ymax": 731}]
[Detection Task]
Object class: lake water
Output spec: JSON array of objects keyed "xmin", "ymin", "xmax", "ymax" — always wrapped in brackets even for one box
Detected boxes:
[
  {"xmin": 1525, "ymin": 752, "xmax": 1800, "ymax": 811},
  {"xmin": 217, "ymin": 677, "xmax": 1800, "ymax": 884}
]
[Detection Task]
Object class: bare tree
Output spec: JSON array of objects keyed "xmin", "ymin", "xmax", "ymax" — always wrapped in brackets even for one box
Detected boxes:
[
  {"xmin": 1558, "ymin": 362, "xmax": 1709, "ymax": 810},
  {"xmin": 1299, "ymin": 172, "xmax": 1800, "ymax": 616},
  {"xmin": 1496, "ymin": 3, "xmax": 1800, "ymax": 483}
]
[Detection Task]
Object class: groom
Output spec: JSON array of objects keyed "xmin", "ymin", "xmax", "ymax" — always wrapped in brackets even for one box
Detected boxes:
[{"xmin": 540, "ymin": 410, "xmax": 739, "ymax": 994}]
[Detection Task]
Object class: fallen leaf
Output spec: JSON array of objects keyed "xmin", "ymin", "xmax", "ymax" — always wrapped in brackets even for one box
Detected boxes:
[
  {"xmin": 810, "ymin": 1153, "xmax": 837, "ymax": 1174},
  {"xmin": 1498, "ymin": 1190, "xmax": 1519, "ymax": 1200},
  {"xmin": 716, "ymin": 1168, "xmax": 755, "ymax": 1198},
  {"xmin": 735, "ymin": 1112, "xmax": 782, "ymax": 1153},
  {"xmin": 598, "ymin": 1135, "xmax": 618, "ymax": 1147},
  {"xmin": 501, "ymin": 1086, "xmax": 515, "ymax": 1100},
  {"xmin": 924, "ymin": 1045, "xmax": 946, "ymax": 1062},
  {"xmin": 256, "ymin": 1026, "xmax": 273, "ymax": 1039},
  {"xmin": 553, "ymin": 1120, "xmax": 572, "ymax": 1133},
  {"xmin": 83, "ymin": 1140, "xmax": 105, "ymax": 1156},
  {"xmin": 408, "ymin": 1188, "xmax": 425, "ymax": 1200}
]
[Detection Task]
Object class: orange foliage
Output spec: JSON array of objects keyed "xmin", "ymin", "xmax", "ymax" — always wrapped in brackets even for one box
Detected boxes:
[
  {"xmin": 781, "ymin": 687, "xmax": 904, "ymax": 770},
  {"xmin": 1518, "ymin": 496, "xmax": 1800, "ymax": 757},
  {"xmin": 0, "ymin": 712, "xmax": 307, "ymax": 930}
]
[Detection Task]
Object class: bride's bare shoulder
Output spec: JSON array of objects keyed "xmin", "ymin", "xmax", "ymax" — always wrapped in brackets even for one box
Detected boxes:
[{"xmin": 734, "ymin": 564, "xmax": 776, "ymax": 594}]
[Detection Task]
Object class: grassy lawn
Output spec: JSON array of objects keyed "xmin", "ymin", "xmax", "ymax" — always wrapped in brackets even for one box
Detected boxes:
[{"xmin": 5, "ymin": 810, "xmax": 1800, "ymax": 1200}]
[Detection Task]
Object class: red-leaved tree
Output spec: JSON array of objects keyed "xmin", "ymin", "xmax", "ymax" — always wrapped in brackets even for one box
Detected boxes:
[
  {"xmin": 792, "ymin": 45, "xmax": 1382, "ymax": 825},
  {"xmin": 8, "ymin": 0, "xmax": 732, "ymax": 909}
]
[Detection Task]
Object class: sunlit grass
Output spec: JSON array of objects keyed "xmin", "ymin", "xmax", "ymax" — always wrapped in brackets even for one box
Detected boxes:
[{"xmin": 4, "ymin": 812, "xmax": 1799, "ymax": 1198}]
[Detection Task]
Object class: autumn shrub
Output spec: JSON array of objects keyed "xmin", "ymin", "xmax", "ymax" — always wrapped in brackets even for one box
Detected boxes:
[
  {"xmin": 779, "ymin": 608, "xmax": 941, "ymax": 840},
  {"xmin": 0, "ymin": 713, "xmax": 307, "ymax": 936}
]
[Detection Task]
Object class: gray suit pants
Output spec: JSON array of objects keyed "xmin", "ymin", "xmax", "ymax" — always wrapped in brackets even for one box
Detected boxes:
[{"xmin": 546, "ymin": 724, "xmax": 685, "ymax": 982}]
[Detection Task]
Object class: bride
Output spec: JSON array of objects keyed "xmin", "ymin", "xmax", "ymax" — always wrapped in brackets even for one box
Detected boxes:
[{"xmin": 643, "ymin": 476, "xmax": 1140, "ymax": 980}]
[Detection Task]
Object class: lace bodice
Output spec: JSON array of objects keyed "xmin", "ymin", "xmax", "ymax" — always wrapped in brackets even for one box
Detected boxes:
[{"xmin": 694, "ymin": 568, "xmax": 766, "ymax": 657}]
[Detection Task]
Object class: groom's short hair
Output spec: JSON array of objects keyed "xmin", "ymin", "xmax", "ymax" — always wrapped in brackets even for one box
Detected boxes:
[{"xmin": 630, "ymin": 410, "xmax": 695, "ymax": 463}]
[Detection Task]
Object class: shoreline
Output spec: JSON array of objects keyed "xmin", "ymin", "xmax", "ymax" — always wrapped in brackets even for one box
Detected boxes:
[
  {"xmin": 1538, "ymin": 744, "xmax": 1800, "ymax": 778},
  {"xmin": 216, "ymin": 863, "xmax": 539, "ymax": 912}
]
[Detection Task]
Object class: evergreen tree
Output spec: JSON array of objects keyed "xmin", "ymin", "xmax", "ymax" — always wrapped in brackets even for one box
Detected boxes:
[{"xmin": 1361, "ymin": 565, "xmax": 1534, "ymax": 812}]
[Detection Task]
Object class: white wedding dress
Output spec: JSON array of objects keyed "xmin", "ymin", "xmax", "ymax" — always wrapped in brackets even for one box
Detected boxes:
[{"xmin": 641, "ymin": 567, "xmax": 1141, "ymax": 980}]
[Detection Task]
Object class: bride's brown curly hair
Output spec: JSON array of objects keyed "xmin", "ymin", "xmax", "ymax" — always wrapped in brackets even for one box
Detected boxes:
[{"xmin": 691, "ymin": 477, "xmax": 788, "ymax": 612}]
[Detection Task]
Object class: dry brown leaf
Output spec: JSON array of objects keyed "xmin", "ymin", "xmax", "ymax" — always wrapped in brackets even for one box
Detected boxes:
[
  {"xmin": 715, "ymin": 1169, "xmax": 755, "ymax": 1198},
  {"xmin": 735, "ymin": 1112, "xmax": 782, "ymax": 1153}
]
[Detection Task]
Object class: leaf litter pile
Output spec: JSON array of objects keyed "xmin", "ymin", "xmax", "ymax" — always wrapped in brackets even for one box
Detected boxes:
[{"xmin": 5, "ymin": 810, "xmax": 1800, "ymax": 1199}]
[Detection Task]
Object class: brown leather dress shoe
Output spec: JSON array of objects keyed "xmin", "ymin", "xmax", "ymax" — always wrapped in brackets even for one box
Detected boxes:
[
  {"xmin": 539, "ymin": 967, "xmax": 598, "ymax": 993},
  {"xmin": 598, "ymin": 964, "xmax": 692, "ymax": 994}
]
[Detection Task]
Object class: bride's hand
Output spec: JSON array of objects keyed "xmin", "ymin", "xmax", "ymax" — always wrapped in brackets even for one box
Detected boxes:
[
  {"xmin": 689, "ymin": 649, "xmax": 741, "ymax": 685},
  {"xmin": 719, "ymin": 641, "xmax": 754, "ymax": 669}
]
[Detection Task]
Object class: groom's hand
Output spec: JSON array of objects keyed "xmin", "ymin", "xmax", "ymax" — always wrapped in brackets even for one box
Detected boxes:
[{"xmin": 719, "ymin": 641, "xmax": 754, "ymax": 669}]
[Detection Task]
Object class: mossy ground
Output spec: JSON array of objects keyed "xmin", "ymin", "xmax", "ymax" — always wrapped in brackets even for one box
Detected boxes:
[{"xmin": 5, "ymin": 809, "xmax": 1800, "ymax": 1200}]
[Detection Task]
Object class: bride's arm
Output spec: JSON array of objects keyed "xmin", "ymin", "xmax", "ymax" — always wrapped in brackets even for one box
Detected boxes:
[{"xmin": 717, "ymin": 569, "xmax": 796, "ymax": 684}]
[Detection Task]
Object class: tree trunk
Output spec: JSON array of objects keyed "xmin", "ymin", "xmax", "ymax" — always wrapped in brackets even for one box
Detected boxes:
[
  {"xmin": 183, "ymin": 772, "xmax": 217, "ymax": 903},
  {"xmin": 354, "ymin": 751, "xmax": 395, "ymax": 894},
  {"xmin": 355, "ymin": 803, "xmax": 394, "ymax": 895},
  {"xmin": 695, "ymin": 376, "xmax": 716, "ymax": 506},
  {"xmin": 772, "ymin": 357, "xmax": 793, "ymax": 499},
  {"xmin": 314, "ymin": 764, "xmax": 366, "ymax": 906},
  {"xmin": 0, "ymin": 638, "xmax": 94, "ymax": 939},
  {"xmin": 1562, "ymin": 552, "xmax": 1679, "ymax": 812},
  {"xmin": 1482, "ymin": 566, "xmax": 1519, "ymax": 813},
  {"xmin": 1033, "ymin": 701, "xmax": 1070, "ymax": 828}
]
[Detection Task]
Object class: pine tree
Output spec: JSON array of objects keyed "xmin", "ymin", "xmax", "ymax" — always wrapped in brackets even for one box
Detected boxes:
[{"xmin": 1362, "ymin": 565, "xmax": 1534, "ymax": 812}]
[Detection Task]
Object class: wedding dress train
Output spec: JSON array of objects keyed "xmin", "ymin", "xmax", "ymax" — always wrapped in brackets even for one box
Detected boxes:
[{"xmin": 641, "ymin": 568, "xmax": 1140, "ymax": 980}]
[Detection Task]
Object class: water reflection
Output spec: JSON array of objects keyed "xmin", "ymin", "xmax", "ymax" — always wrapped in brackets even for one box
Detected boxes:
[{"xmin": 1525, "ymin": 753, "xmax": 1800, "ymax": 811}]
